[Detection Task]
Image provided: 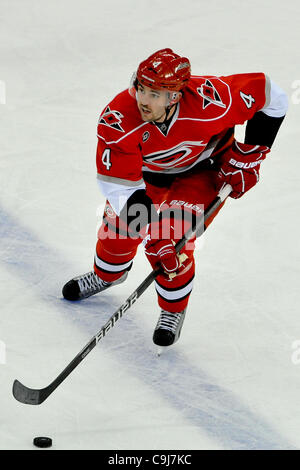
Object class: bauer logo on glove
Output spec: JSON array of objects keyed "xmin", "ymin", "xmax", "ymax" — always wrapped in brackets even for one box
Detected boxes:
[{"xmin": 217, "ymin": 141, "xmax": 270, "ymax": 199}]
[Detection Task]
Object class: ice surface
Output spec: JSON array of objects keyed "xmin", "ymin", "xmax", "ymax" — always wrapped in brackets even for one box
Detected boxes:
[{"xmin": 1, "ymin": 0, "xmax": 300, "ymax": 450}]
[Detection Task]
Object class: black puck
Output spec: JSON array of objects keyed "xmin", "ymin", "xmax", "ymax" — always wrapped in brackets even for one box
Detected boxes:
[{"xmin": 33, "ymin": 436, "xmax": 52, "ymax": 448}]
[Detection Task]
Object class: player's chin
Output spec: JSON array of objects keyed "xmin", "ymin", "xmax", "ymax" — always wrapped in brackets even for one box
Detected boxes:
[
  {"xmin": 138, "ymin": 108, "xmax": 153, "ymax": 121},
  {"xmin": 141, "ymin": 115, "xmax": 153, "ymax": 122}
]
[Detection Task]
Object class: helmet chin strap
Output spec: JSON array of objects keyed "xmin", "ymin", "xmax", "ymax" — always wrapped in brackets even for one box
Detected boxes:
[
  {"xmin": 153, "ymin": 103, "xmax": 176, "ymax": 124},
  {"xmin": 165, "ymin": 103, "xmax": 175, "ymax": 119}
]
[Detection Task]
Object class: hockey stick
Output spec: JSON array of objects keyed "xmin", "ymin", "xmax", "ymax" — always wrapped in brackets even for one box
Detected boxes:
[{"xmin": 12, "ymin": 184, "xmax": 232, "ymax": 405}]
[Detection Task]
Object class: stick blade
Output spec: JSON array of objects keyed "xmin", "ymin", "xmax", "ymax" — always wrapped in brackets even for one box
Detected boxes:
[{"xmin": 12, "ymin": 379, "xmax": 47, "ymax": 405}]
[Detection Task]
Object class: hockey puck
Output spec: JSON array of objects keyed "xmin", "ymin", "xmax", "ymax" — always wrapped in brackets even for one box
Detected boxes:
[{"xmin": 33, "ymin": 436, "xmax": 52, "ymax": 448}]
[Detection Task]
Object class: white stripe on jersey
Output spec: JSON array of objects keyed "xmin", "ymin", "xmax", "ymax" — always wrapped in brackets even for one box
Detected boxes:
[
  {"xmin": 97, "ymin": 121, "xmax": 148, "ymax": 145},
  {"xmin": 97, "ymin": 174, "xmax": 144, "ymax": 186}
]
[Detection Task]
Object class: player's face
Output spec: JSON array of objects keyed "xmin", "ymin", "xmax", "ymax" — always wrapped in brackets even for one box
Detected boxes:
[{"xmin": 136, "ymin": 84, "xmax": 168, "ymax": 122}]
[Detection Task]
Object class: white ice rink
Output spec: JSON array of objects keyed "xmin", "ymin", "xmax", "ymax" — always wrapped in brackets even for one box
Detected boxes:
[{"xmin": 1, "ymin": 0, "xmax": 300, "ymax": 450}]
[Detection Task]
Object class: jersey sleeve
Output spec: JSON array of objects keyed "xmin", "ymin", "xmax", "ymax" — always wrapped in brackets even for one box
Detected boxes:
[
  {"xmin": 96, "ymin": 106, "xmax": 145, "ymax": 215},
  {"xmin": 221, "ymin": 72, "xmax": 270, "ymax": 125},
  {"xmin": 222, "ymin": 73, "xmax": 287, "ymax": 148}
]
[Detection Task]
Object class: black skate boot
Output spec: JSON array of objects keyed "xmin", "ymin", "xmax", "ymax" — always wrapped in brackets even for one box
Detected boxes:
[
  {"xmin": 153, "ymin": 309, "xmax": 186, "ymax": 346},
  {"xmin": 62, "ymin": 271, "xmax": 128, "ymax": 301}
]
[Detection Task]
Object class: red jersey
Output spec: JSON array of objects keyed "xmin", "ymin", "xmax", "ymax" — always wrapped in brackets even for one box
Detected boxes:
[{"xmin": 96, "ymin": 73, "xmax": 270, "ymax": 212}]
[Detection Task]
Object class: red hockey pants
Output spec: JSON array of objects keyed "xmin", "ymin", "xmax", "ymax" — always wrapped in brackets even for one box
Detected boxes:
[{"xmin": 94, "ymin": 168, "xmax": 225, "ymax": 313}]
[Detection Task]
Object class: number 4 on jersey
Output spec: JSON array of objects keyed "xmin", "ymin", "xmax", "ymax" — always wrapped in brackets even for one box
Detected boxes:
[
  {"xmin": 102, "ymin": 148, "xmax": 112, "ymax": 170},
  {"xmin": 240, "ymin": 91, "xmax": 255, "ymax": 109}
]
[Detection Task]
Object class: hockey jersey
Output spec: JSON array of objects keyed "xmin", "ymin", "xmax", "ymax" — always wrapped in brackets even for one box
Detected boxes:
[{"xmin": 96, "ymin": 73, "xmax": 284, "ymax": 214}]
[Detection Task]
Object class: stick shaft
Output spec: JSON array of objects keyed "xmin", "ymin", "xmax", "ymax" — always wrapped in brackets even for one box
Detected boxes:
[{"xmin": 13, "ymin": 184, "xmax": 231, "ymax": 404}]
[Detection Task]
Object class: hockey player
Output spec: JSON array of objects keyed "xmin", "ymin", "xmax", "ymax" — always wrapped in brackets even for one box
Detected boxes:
[{"xmin": 62, "ymin": 48, "xmax": 288, "ymax": 347}]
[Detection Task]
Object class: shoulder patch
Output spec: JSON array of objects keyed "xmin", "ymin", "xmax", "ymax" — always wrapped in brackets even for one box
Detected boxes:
[
  {"xmin": 197, "ymin": 79, "xmax": 227, "ymax": 109},
  {"xmin": 98, "ymin": 106, "xmax": 125, "ymax": 133}
]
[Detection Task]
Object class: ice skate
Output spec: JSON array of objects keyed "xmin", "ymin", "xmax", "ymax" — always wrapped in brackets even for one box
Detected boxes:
[
  {"xmin": 62, "ymin": 270, "xmax": 128, "ymax": 301},
  {"xmin": 153, "ymin": 309, "xmax": 186, "ymax": 347}
]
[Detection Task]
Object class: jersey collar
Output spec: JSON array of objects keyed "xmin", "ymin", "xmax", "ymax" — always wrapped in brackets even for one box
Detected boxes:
[{"xmin": 153, "ymin": 103, "xmax": 180, "ymax": 136}]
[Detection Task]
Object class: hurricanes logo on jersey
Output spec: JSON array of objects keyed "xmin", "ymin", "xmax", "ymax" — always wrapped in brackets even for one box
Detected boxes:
[
  {"xmin": 197, "ymin": 79, "xmax": 226, "ymax": 110},
  {"xmin": 143, "ymin": 141, "xmax": 206, "ymax": 169},
  {"xmin": 98, "ymin": 106, "xmax": 125, "ymax": 133}
]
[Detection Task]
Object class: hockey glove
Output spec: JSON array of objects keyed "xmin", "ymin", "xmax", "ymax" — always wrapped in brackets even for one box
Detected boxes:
[
  {"xmin": 217, "ymin": 141, "xmax": 270, "ymax": 199},
  {"xmin": 143, "ymin": 221, "xmax": 181, "ymax": 276}
]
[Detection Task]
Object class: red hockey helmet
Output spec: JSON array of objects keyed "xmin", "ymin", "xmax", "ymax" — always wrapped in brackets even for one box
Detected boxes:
[{"xmin": 136, "ymin": 48, "xmax": 191, "ymax": 92}]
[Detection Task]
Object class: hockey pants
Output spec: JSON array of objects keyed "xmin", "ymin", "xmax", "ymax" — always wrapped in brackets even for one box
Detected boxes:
[{"xmin": 94, "ymin": 168, "xmax": 225, "ymax": 313}]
